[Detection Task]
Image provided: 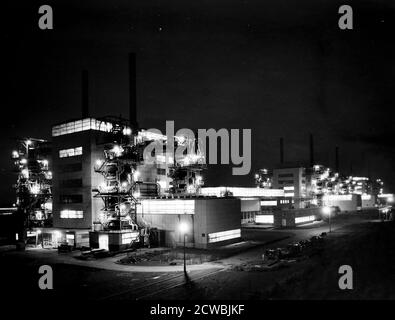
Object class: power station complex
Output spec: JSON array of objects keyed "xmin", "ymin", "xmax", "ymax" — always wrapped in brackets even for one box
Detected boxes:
[{"xmin": 10, "ymin": 54, "xmax": 394, "ymax": 252}]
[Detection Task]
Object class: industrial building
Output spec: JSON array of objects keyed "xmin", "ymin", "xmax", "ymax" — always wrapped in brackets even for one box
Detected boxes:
[
  {"xmin": 272, "ymin": 166, "xmax": 307, "ymax": 208},
  {"xmin": 10, "ymin": 53, "xmax": 391, "ymax": 252},
  {"xmin": 15, "ymin": 53, "xmax": 242, "ymax": 251}
]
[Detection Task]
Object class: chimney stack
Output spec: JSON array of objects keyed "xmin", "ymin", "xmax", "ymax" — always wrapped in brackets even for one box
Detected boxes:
[
  {"xmin": 280, "ymin": 137, "xmax": 284, "ymax": 164},
  {"xmin": 81, "ymin": 70, "xmax": 89, "ymax": 118},
  {"xmin": 309, "ymin": 133, "xmax": 314, "ymax": 167},
  {"xmin": 129, "ymin": 53, "xmax": 138, "ymax": 132},
  {"xmin": 335, "ymin": 146, "xmax": 339, "ymax": 173}
]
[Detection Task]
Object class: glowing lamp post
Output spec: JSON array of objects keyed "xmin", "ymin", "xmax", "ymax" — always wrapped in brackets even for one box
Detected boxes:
[
  {"xmin": 322, "ymin": 206, "xmax": 332, "ymax": 233},
  {"xmin": 179, "ymin": 222, "xmax": 188, "ymax": 276}
]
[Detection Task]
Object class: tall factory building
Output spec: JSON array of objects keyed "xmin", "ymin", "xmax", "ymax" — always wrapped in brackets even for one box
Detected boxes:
[{"xmin": 51, "ymin": 119, "xmax": 113, "ymax": 242}]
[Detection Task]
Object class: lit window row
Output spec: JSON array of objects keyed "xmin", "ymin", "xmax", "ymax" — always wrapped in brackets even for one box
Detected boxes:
[
  {"xmin": 208, "ymin": 229, "xmax": 241, "ymax": 243},
  {"xmin": 295, "ymin": 215, "xmax": 315, "ymax": 224},
  {"xmin": 137, "ymin": 199, "xmax": 195, "ymax": 215},
  {"xmin": 59, "ymin": 147, "xmax": 82, "ymax": 158},
  {"xmin": 280, "ymin": 199, "xmax": 290, "ymax": 204},
  {"xmin": 323, "ymin": 194, "xmax": 352, "ymax": 201},
  {"xmin": 52, "ymin": 118, "xmax": 116, "ymax": 137},
  {"xmin": 60, "ymin": 210, "xmax": 83, "ymax": 219},
  {"xmin": 121, "ymin": 232, "xmax": 138, "ymax": 244},
  {"xmin": 260, "ymin": 200, "xmax": 277, "ymax": 206},
  {"xmin": 201, "ymin": 187, "xmax": 284, "ymax": 198},
  {"xmin": 255, "ymin": 215, "xmax": 274, "ymax": 224}
]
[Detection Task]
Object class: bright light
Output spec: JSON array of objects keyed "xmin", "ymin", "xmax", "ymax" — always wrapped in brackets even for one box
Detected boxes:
[
  {"xmin": 133, "ymin": 191, "xmax": 141, "ymax": 198},
  {"xmin": 112, "ymin": 145, "xmax": 124, "ymax": 156},
  {"xmin": 123, "ymin": 128, "xmax": 132, "ymax": 135},
  {"xmin": 322, "ymin": 206, "xmax": 331, "ymax": 215},
  {"xmin": 37, "ymin": 229, "xmax": 42, "ymax": 234},
  {"xmin": 196, "ymin": 176, "xmax": 202, "ymax": 185},
  {"xmin": 133, "ymin": 171, "xmax": 140, "ymax": 180},
  {"xmin": 255, "ymin": 215, "xmax": 274, "ymax": 224},
  {"xmin": 20, "ymin": 158, "xmax": 27, "ymax": 164},
  {"xmin": 157, "ymin": 180, "xmax": 167, "ymax": 189},
  {"xmin": 179, "ymin": 222, "xmax": 188, "ymax": 234},
  {"xmin": 42, "ymin": 159, "xmax": 48, "ymax": 166},
  {"xmin": 96, "ymin": 159, "xmax": 103, "ymax": 167},
  {"xmin": 30, "ymin": 183, "xmax": 40, "ymax": 195},
  {"xmin": 26, "ymin": 140, "xmax": 32, "ymax": 145},
  {"xmin": 295, "ymin": 215, "xmax": 316, "ymax": 224},
  {"xmin": 12, "ymin": 151, "xmax": 19, "ymax": 158},
  {"xmin": 137, "ymin": 199, "xmax": 195, "ymax": 215},
  {"xmin": 21, "ymin": 169, "xmax": 29, "ymax": 178},
  {"xmin": 208, "ymin": 229, "xmax": 241, "ymax": 243}
]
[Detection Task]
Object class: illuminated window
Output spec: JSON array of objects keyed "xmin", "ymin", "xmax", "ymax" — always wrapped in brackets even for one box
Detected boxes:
[
  {"xmin": 201, "ymin": 187, "xmax": 284, "ymax": 198},
  {"xmin": 138, "ymin": 199, "xmax": 195, "ymax": 215},
  {"xmin": 121, "ymin": 232, "xmax": 137, "ymax": 244},
  {"xmin": 260, "ymin": 200, "xmax": 277, "ymax": 206},
  {"xmin": 208, "ymin": 229, "xmax": 241, "ymax": 243},
  {"xmin": 323, "ymin": 194, "xmax": 352, "ymax": 201},
  {"xmin": 255, "ymin": 215, "xmax": 274, "ymax": 224},
  {"xmin": 52, "ymin": 118, "xmax": 118, "ymax": 137},
  {"xmin": 59, "ymin": 147, "xmax": 83, "ymax": 158},
  {"xmin": 295, "ymin": 215, "xmax": 315, "ymax": 224},
  {"xmin": 60, "ymin": 210, "xmax": 83, "ymax": 219}
]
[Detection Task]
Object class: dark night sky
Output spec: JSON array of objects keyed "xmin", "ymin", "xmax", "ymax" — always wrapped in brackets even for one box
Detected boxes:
[{"xmin": 1, "ymin": 0, "xmax": 394, "ymax": 205}]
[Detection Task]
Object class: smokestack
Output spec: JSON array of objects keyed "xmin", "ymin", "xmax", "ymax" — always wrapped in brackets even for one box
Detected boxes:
[
  {"xmin": 280, "ymin": 137, "xmax": 284, "ymax": 164},
  {"xmin": 309, "ymin": 133, "xmax": 314, "ymax": 167},
  {"xmin": 129, "ymin": 53, "xmax": 138, "ymax": 131},
  {"xmin": 335, "ymin": 146, "xmax": 339, "ymax": 173},
  {"xmin": 81, "ymin": 70, "xmax": 89, "ymax": 118}
]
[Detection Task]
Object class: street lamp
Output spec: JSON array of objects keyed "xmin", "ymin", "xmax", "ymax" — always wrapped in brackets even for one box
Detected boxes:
[
  {"xmin": 322, "ymin": 206, "xmax": 332, "ymax": 232},
  {"xmin": 179, "ymin": 222, "xmax": 188, "ymax": 276}
]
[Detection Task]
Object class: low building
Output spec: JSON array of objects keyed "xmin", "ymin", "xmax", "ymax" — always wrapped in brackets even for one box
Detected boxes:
[
  {"xmin": 135, "ymin": 197, "xmax": 241, "ymax": 249},
  {"xmin": 322, "ymin": 194, "xmax": 362, "ymax": 212},
  {"xmin": 200, "ymin": 187, "xmax": 286, "ymax": 224}
]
